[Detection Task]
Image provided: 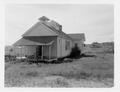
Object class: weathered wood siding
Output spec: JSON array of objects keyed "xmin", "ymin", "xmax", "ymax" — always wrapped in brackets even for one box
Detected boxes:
[
  {"xmin": 57, "ymin": 37, "xmax": 73, "ymax": 58},
  {"xmin": 13, "ymin": 36, "xmax": 57, "ymax": 59}
]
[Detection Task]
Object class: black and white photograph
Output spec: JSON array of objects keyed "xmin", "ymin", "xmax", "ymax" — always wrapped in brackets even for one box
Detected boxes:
[{"xmin": 5, "ymin": 4, "xmax": 114, "ymax": 87}]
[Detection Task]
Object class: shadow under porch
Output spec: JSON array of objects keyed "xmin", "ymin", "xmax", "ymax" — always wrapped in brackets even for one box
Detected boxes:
[{"xmin": 14, "ymin": 44, "xmax": 57, "ymax": 62}]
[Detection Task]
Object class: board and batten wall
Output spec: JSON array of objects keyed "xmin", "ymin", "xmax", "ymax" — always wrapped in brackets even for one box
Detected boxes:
[
  {"xmin": 13, "ymin": 36, "xmax": 57, "ymax": 59},
  {"xmin": 57, "ymin": 37, "xmax": 73, "ymax": 58},
  {"xmin": 13, "ymin": 46, "xmax": 36, "ymax": 56}
]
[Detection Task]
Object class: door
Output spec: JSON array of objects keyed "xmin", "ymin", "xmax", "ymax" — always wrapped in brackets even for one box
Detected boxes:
[{"xmin": 36, "ymin": 46, "xmax": 42, "ymax": 58}]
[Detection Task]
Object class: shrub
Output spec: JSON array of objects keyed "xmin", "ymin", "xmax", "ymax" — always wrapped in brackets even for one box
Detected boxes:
[
  {"xmin": 69, "ymin": 44, "xmax": 81, "ymax": 59},
  {"xmin": 5, "ymin": 55, "xmax": 16, "ymax": 62}
]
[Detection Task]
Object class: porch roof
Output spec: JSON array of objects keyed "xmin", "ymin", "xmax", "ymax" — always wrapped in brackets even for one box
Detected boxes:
[{"xmin": 13, "ymin": 38, "xmax": 54, "ymax": 46}]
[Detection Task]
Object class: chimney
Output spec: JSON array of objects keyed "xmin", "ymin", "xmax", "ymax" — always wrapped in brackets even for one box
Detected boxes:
[
  {"xmin": 38, "ymin": 16, "xmax": 49, "ymax": 22},
  {"xmin": 59, "ymin": 25, "xmax": 62, "ymax": 31}
]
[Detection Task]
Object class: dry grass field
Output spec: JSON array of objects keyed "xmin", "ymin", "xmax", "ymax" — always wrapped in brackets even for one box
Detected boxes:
[{"xmin": 5, "ymin": 45, "xmax": 114, "ymax": 87}]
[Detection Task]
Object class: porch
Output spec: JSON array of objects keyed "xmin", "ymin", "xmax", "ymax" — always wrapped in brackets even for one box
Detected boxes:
[{"xmin": 13, "ymin": 37, "xmax": 56, "ymax": 61}]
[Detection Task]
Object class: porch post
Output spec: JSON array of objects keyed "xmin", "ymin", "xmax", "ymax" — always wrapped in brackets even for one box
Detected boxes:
[
  {"xmin": 41, "ymin": 45, "xmax": 43, "ymax": 59},
  {"xmin": 49, "ymin": 45, "xmax": 51, "ymax": 60}
]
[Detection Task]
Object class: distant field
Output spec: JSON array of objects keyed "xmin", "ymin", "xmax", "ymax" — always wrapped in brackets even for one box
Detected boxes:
[{"xmin": 5, "ymin": 50, "xmax": 114, "ymax": 87}]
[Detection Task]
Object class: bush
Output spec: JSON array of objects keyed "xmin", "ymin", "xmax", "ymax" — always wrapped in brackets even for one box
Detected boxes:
[
  {"xmin": 5, "ymin": 55, "xmax": 16, "ymax": 62},
  {"xmin": 69, "ymin": 44, "xmax": 81, "ymax": 59}
]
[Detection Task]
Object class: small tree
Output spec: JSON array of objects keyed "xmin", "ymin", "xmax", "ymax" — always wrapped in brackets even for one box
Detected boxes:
[{"xmin": 69, "ymin": 44, "xmax": 81, "ymax": 58}]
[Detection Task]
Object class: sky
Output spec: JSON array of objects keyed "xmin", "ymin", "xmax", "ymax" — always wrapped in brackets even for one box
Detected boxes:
[{"xmin": 5, "ymin": 4, "xmax": 114, "ymax": 45}]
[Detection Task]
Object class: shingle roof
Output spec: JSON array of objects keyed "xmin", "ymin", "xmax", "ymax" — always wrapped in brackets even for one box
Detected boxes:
[
  {"xmin": 22, "ymin": 22, "xmax": 57, "ymax": 37},
  {"xmin": 43, "ymin": 22, "xmax": 73, "ymax": 40},
  {"xmin": 68, "ymin": 33, "xmax": 85, "ymax": 41},
  {"xmin": 22, "ymin": 19, "xmax": 73, "ymax": 40},
  {"xmin": 46, "ymin": 20, "xmax": 61, "ymax": 31}
]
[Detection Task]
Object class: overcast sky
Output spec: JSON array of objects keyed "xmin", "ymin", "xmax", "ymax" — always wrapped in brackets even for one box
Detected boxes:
[{"xmin": 5, "ymin": 4, "xmax": 114, "ymax": 45}]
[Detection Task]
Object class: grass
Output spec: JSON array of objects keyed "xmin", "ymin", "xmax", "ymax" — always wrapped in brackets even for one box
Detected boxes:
[
  {"xmin": 5, "ymin": 46, "xmax": 114, "ymax": 87},
  {"xmin": 48, "ymin": 55, "xmax": 113, "ymax": 81}
]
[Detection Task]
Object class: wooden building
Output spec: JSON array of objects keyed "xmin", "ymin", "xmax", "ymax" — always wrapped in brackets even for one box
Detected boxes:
[{"xmin": 13, "ymin": 16, "xmax": 85, "ymax": 60}]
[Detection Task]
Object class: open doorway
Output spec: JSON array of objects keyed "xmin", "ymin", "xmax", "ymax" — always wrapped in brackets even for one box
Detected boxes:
[{"xmin": 36, "ymin": 46, "xmax": 42, "ymax": 58}]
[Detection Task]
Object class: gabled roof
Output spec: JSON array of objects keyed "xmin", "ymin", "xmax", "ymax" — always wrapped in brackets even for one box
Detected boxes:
[
  {"xmin": 18, "ymin": 16, "xmax": 86, "ymax": 44},
  {"xmin": 22, "ymin": 17, "xmax": 73, "ymax": 40},
  {"xmin": 68, "ymin": 33, "xmax": 85, "ymax": 41},
  {"xmin": 22, "ymin": 22, "xmax": 58, "ymax": 37}
]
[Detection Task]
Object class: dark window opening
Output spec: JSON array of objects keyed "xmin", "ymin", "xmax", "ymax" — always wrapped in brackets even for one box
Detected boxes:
[
  {"xmin": 65, "ymin": 41, "xmax": 70, "ymax": 50},
  {"xmin": 36, "ymin": 46, "xmax": 42, "ymax": 57}
]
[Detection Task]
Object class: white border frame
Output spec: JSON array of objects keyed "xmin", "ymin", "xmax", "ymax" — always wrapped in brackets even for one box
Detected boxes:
[{"xmin": 0, "ymin": 0, "xmax": 120, "ymax": 92}]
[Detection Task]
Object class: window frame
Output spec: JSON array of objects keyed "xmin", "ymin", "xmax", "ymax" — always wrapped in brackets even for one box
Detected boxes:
[{"xmin": 65, "ymin": 40, "xmax": 70, "ymax": 50}]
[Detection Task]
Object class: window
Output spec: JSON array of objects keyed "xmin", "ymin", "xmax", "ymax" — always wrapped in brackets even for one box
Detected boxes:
[{"xmin": 65, "ymin": 40, "xmax": 70, "ymax": 50}]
